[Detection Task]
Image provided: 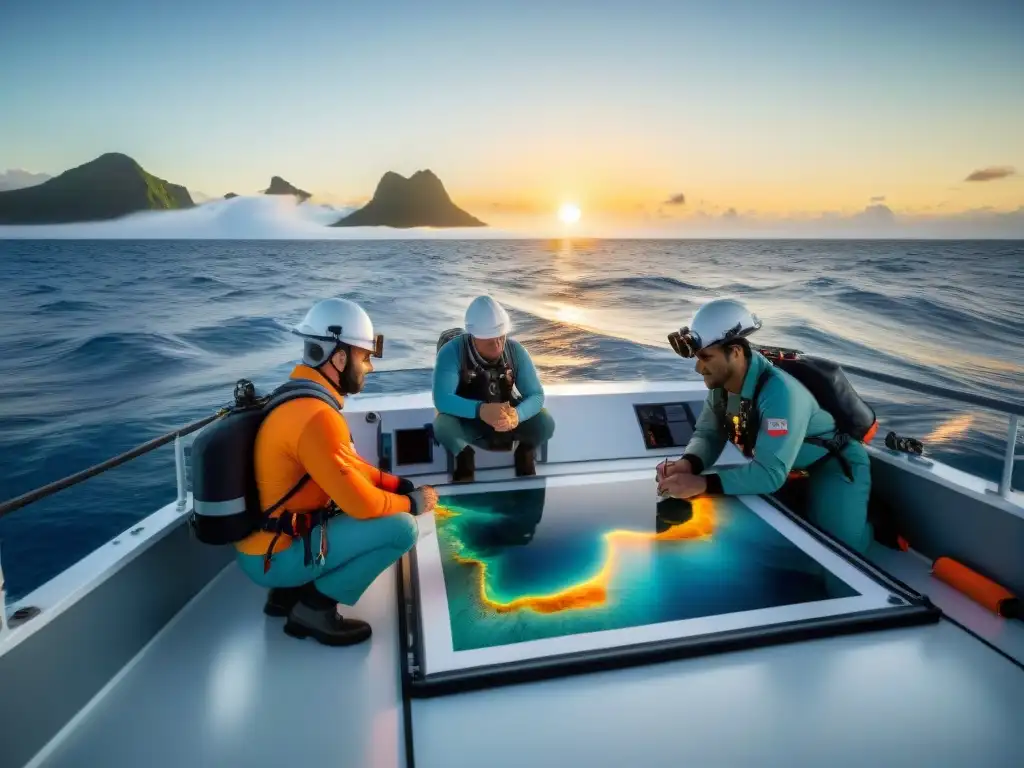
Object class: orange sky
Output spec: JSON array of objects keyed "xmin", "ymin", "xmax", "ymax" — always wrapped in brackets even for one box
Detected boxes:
[{"xmin": 3, "ymin": 2, "xmax": 1022, "ymax": 235}]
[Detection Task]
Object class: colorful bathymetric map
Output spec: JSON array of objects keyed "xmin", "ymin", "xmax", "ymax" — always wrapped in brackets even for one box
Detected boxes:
[{"xmin": 433, "ymin": 477, "xmax": 858, "ymax": 651}]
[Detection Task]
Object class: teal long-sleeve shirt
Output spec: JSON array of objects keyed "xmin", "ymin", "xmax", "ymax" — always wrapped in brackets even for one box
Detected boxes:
[
  {"xmin": 432, "ymin": 337, "xmax": 545, "ymax": 422},
  {"xmin": 682, "ymin": 351, "xmax": 838, "ymax": 496}
]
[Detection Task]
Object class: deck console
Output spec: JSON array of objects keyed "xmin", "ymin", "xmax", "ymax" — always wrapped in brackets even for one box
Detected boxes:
[{"xmin": 634, "ymin": 402, "xmax": 697, "ymax": 449}]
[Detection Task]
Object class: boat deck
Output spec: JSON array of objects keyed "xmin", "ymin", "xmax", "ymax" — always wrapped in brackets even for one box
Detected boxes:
[
  {"xmin": 30, "ymin": 541, "xmax": 1024, "ymax": 768},
  {"xmin": 30, "ymin": 562, "xmax": 407, "ymax": 768}
]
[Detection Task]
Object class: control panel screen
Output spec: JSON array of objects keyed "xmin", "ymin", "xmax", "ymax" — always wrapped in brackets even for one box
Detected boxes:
[
  {"xmin": 634, "ymin": 402, "xmax": 697, "ymax": 450},
  {"xmin": 394, "ymin": 427, "xmax": 434, "ymax": 466}
]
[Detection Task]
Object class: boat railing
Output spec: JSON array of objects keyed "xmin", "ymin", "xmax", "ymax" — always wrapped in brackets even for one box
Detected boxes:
[
  {"xmin": 0, "ymin": 368, "xmax": 1020, "ymax": 525},
  {"xmin": 0, "ymin": 409, "xmax": 225, "ymax": 521},
  {"xmin": 838, "ymin": 363, "xmax": 1022, "ymax": 499}
]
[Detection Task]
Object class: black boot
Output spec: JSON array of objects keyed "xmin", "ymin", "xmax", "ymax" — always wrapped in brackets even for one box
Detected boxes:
[
  {"xmin": 514, "ymin": 443, "xmax": 536, "ymax": 476},
  {"xmin": 283, "ymin": 601, "xmax": 372, "ymax": 646},
  {"xmin": 453, "ymin": 447, "xmax": 475, "ymax": 482},
  {"xmin": 264, "ymin": 586, "xmax": 303, "ymax": 617},
  {"xmin": 264, "ymin": 582, "xmax": 335, "ymax": 617}
]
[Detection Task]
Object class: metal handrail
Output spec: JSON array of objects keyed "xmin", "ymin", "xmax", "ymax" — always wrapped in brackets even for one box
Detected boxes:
[
  {"xmin": 0, "ymin": 362, "xmax": 1020, "ymax": 519},
  {"xmin": 835, "ymin": 363, "xmax": 1021, "ymax": 498},
  {"xmin": 0, "ymin": 409, "xmax": 225, "ymax": 521},
  {"xmin": 839, "ymin": 362, "xmax": 1024, "ymax": 418}
]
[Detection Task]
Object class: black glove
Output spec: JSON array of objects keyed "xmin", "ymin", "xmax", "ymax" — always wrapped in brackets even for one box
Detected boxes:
[
  {"xmin": 395, "ymin": 477, "xmax": 415, "ymax": 495},
  {"xmin": 407, "ymin": 488, "xmax": 427, "ymax": 516}
]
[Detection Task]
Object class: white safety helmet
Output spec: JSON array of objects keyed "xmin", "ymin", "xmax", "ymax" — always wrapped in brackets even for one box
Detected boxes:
[
  {"xmin": 668, "ymin": 298, "xmax": 761, "ymax": 358},
  {"xmin": 292, "ymin": 298, "xmax": 383, "ymax": 366},
  {"xmin": 464, "ymin": 295, "xmax": 511, "ymax": 340}
]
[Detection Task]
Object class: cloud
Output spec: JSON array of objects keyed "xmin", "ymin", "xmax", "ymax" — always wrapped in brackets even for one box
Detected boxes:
[
  {"xmin": 965, "ymin": 166, "xmax": 1016, "ymax": 182},
  {"xmin": 0, "ymin": 194, "xmax": 529, "ymax": 240},
  {"xmin": 0, "ymin": 195, "xmax": 352, "ymax": 239},
  {"xmin": 2, "ymin": 196, "xmax": 1022, "ymax": 240},
  {"xmin": 598, "ymin": 203, "xmax": 1024, "ymax": 239},
  {"xmin": 852, "ymin": 203, "xmax": 896, "ymax": 224},
  {"xmin": 0, "ymin": 169, "xmax": 52, "ymax": 191},
  {"xmin": 870, "ymin": 195, "xmax": 886, "ymax": 203},
  {"xmin": 663, "ymin": 193, "xmax": 686, "ymax": 206}
]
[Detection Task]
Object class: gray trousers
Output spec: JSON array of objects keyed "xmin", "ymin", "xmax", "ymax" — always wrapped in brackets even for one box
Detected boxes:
[{"xmin": 433, "ymin": 409, "xmax": 556, "ymax": 455}]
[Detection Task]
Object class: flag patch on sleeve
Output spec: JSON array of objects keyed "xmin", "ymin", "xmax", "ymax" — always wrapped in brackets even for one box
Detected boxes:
[{"xmin": 766, "ymin": 418, "xmax": 788, "ymax": 436}]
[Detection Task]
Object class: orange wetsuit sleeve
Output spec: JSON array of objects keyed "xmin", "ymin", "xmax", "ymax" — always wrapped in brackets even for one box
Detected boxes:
[
  {"xmin": 349, "ymin": 454, "xmax": 402, "ymax": 492},
  {"xmin": 296, "ymin": 408, "xmax": 412, "ymax": 518}
]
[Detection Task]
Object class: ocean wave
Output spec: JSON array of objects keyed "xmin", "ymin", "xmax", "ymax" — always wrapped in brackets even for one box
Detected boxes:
[
  {"xmin": 181, "ymin": 275, "xmax": 231, "ymax": 288},
  {"xmin": 865, "ymin": 260, "xmax": 917, "ymax": 274},
  {"xmin": 714, "ymin": 281, "xmax": 780, "ymax": 294},
  {"xmin": 178, "ymin": 316, "xmax": 292, "ymax": 355},
  {"xmin": 573, "ymin": 275, "xmax": 708, "ymax": 294},
  {"xmin": 803, "ymin": 276, "xmax": 839, "ymax": 290},
  {"xmin": 221, "ymin": 289, "xmax": 252, "ymax": 299},
  {"xmin": 0, "ymin": 238, "xmax": 1020, "ymax": 603},
  {"xmin": 64, "ymin": 331, "xmax": 201, "ymax": 372},
  {"xmin": 773, "ymin": 323, "xmax": 905, "ymax": 367},
  {"xmin": 35, "ymin": 299, "xmax": 104, "ymax": 313},
  {"xmin": 830, "ymin": 287, "xmax": 1020, "ymax": 340},
  {"xmin": 19, "ymin": 283, "xmax": 59, "ymax": 296}
]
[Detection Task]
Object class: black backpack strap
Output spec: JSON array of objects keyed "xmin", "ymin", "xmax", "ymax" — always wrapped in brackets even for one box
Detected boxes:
[
  {"xmin": 711, "ymin": 387, "xmax": 727, "ymax": 431},
  {"xmin": 263, "ymin": 379, "xmax": 341, "ymax": 412},
  {"xmin": 503, "ymin": 339, "xmax": 518, "ymax": 382},
  {"xmin": 759, "ymin": 365, "xmax": 854, "ymax": 483},
  {"xmin": 803, "ymin": 434, "xmax": 854, "ymax": 481},
  {"xmin": 459, "ymin": 333, "xmax": 472, "ymax": 380},
  {"xmin": 749, "ymin": 368, "xmax": 772, "ymax": 424},
  {"xmin": 257, "ymin": 379, "xmax": 341, "ymax": 521},
  {"xmin": 753, "ymin": 368, "xmax": 772, "ymax": 399},
  {"xmin": 461, "ymin": 335, "xmax": 518, "ymax": 380},
  {"xmin": 259, "ymin": 474, "xmax": 312, "ymax": 573}
]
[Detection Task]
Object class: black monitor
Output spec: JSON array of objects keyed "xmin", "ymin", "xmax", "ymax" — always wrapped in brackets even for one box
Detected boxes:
[
  {"xmin": 394, "ymin": 427, "xmax": 434, "ymax": 466},
  {"xmin": 634, "ymin": 402, "xmax": 697, "ymax": 449}
]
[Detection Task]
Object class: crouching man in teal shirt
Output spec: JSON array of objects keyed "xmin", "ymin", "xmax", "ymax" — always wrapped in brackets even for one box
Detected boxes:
[
  {"xmin": 432, "ymin": 296, "xmax": 556, "ymax": 482},
  {"xmin": 656, "ymin": 298, "xmax": 874, "ymax": 555}
]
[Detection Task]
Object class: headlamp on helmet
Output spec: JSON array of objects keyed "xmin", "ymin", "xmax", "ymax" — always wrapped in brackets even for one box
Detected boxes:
[{"xmin": 667, "ymin": 298, "xmax": 762, "ymax": 359}]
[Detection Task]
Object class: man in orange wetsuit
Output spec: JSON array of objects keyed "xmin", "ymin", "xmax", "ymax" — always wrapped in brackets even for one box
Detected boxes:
[{"xmin": 235, "ymin": 298, "xmax": 438, "ymax": 646}]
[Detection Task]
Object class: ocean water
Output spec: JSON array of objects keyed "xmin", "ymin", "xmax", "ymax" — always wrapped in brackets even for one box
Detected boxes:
[
  {"xmin": 434, "ymin": 479, "xmax": 856, "ymax": 652},
  {"xmin": 0, "ymin": 239, "xmax": 1021, "ymax": 601}
]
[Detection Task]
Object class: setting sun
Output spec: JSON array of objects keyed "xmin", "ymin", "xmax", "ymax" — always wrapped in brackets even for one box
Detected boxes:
[{"xmin": 558, "ymin": 203, "xmax": 581, "ymax": 224}]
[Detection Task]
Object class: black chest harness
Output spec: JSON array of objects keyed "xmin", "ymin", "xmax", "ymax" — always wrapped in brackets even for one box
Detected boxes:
[
  {"xmin": 455, "ymin": 335, "xmax": 522, "ymax": 406},
  {"xmin": 712, "ymin": 368, "xmax": 855, "ymax": 482}
]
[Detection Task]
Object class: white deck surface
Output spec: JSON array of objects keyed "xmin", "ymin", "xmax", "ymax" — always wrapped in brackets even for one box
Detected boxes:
[
  {"xmin": 867, "ymin": 544, "xmax": 1024, "ymax": 665},
  {"xmin": 32, "ymin": 563, "xmax": 407, "ymax": 768},
  {"xmin": 32, "ymin": 545, "xmax": 1024, "ymax": 768}
]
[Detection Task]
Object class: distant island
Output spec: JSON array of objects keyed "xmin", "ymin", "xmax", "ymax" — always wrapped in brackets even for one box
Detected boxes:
[
  {"xmin": 0, "ymin": 154, "xmax": 485, "ymax": 229},
  {"xmin": 0, "ymin": 153, "xmax": 193, "ymax": 225},
  {"xmin": 263, "ymin": 175, "xmax": 311, "ymax": 202},
  {"xmin": 333, "ymin": 170, "xmax": 485, "ymax": 228}
]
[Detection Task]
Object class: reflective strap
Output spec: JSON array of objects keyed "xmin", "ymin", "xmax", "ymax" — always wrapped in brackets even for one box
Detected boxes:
[{"xmin": 193, "ymin": 497, "xmax": 247, "ymax": 517}]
